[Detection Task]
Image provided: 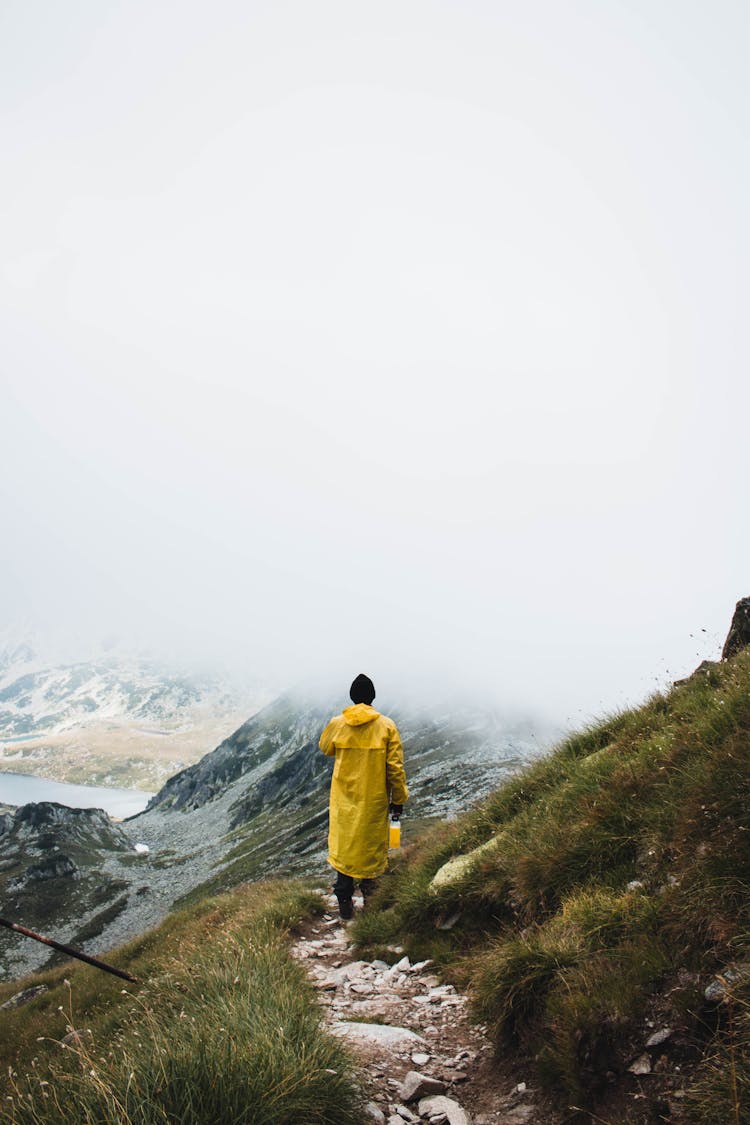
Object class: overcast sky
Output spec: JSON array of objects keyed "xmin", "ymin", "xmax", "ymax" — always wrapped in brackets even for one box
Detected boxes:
[{"xmin": 2, "ymin": 1, "xmax": 748, "ymax": 722}]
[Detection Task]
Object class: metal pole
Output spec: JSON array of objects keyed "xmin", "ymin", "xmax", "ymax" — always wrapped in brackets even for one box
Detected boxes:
[{"xmin": 0, "ymin": 917, "xmax": 138, "ymax": 983}]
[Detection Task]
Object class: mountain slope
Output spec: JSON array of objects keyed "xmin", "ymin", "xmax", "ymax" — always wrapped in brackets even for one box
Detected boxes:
[
  {"xmin": 0, "ymin": 692, "xmax": 549, "ymax": 979},
  {"xmin": 0, "ymin": 802, "xmax": 136, "ymax": 979},
  {"xmin": 350, "ymin": 645, "xmax": 750, "ymax": 1123}
]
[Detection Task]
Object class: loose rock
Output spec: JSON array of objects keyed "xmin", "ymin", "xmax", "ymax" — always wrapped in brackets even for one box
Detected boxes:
[
  {"xmin": 628, "ymin": 1053, "xmax": 652, "ymax": 1075},
  {"xmin": 417, "ymin": 1094, "xmax": 472, "ymax": 1125},
  {"xmin": 400, "ymin": 1070, "xmax": 447, "ymax": 1103},
  {"xmin": 393, "ymin": 1105, "xmax": 418, "ymax": 1122}
]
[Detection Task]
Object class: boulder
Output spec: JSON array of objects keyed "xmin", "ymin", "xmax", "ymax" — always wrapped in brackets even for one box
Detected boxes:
[{"xmin": 430, "ymin": 835, "xmax": 503, "ymax": 891}]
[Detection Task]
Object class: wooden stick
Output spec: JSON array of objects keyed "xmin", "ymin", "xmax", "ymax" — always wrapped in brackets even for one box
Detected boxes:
[{"xmin": 0, "ymin": 917, "xmax": 138, "ymax": 983}]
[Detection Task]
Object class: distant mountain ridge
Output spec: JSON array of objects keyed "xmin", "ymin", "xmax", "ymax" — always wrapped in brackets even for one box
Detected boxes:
[
  {"xmin": 0, "ymin": 640, "xmax": 263, "ymax": 740},
  {"xmin": 0, "ymin": 637, "xmax": 271, "ymax": 790}
]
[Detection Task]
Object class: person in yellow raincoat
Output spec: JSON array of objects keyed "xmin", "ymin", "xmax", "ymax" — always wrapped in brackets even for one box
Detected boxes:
[{"xmin": 319, "ymin": 674, "xmax": 408, "ymax": 919}]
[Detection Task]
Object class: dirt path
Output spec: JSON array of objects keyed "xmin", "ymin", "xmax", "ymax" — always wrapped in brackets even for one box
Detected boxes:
[{"xmin": 292, "ymin": 894, "xmax": 561, "ymax": 1125}]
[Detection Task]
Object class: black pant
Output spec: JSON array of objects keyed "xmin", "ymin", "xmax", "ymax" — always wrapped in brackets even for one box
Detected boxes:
[{"xmin": 333, "ymin": 871, "xmax": 378, "ymax": 902}]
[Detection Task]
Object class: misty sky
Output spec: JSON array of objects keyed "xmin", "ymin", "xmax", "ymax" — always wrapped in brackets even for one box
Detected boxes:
[{"xmin": 2, "ymin": 1, "xmax": 749, "ymax": 722}]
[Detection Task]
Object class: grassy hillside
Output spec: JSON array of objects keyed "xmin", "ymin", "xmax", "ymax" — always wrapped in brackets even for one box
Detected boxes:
[
  {"xmin": 352, "ymin": 648, "xmax": 750, "ymax": 1123},
  {"xmin": 0, "ymin": 882, "xmax": 364, "ymax": 1125}
]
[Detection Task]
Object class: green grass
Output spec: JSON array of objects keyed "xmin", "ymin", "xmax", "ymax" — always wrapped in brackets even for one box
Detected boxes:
[
  {"xmin": 0, "ymin": 882, "xmax": 364, "ymax": 1125},
  {"xmin": 350, "ymin": 648, "xmax": 750, "ymax": 1119}
]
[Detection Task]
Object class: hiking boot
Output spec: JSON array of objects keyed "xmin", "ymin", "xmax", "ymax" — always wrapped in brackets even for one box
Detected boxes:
[{"xmin": 337, "ymin": 898, "xmax": 353, "ymax": 921}]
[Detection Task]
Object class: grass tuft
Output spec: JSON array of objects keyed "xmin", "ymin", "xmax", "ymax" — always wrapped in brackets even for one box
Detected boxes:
[{"xmin": 1, "ymin": 881, "xmax": 363, "ymax": 1125}]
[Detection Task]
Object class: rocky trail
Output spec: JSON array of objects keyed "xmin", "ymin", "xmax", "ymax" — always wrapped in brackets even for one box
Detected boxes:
[{"xmin": 292, "ymin": 894, "xmax": 560, "ymax": 1125}]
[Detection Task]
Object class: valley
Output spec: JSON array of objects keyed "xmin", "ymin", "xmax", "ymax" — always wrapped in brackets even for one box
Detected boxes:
[
  {"xmin": 0, "ymin": 687, "xmax": 551, "ymax": 981},
  {"xmin": 0, "ymin": 639, "xmax": 271, "ymax": 790},
  {"xmin": 0, "ymin": 712, "xmax": 254, "ymax": 792}
]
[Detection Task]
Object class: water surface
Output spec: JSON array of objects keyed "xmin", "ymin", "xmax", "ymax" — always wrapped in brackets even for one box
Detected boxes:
[{"xmin": 0, "ymin": 771, "xmax": 153, "ymax": 819}]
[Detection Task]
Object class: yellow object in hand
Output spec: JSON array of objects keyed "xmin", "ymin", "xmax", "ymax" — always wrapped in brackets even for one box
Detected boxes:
[{"xmin": 389, "ymin": 817, "xmax": 401, "ymax": 849}]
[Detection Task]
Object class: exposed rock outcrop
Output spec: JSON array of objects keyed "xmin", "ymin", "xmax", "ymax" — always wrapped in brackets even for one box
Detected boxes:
[
  {"xmin": 7, "ymin": 802, "xmax": 132, "ymax": 851},
  {"xmin": 0, "ymin": 803, "xmax": 135, "ymax": 979},
  {"xmin": 675, "ymin": 595, "xmax": 750, "ymax": 685},
  {"xmin": 722, "ymin": 595, "xmax": 750, "ymax": 660}
]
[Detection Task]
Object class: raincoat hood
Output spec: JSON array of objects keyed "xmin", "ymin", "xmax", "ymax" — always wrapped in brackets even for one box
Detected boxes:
[{"xmin": 342, "ymin": 704, "xmax": 379, "ymax": 727}]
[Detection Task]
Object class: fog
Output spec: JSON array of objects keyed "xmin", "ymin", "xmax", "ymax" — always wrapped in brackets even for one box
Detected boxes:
[{"xmin": 2, "ymin": 1, "xmax": 748, "ymax": 723}]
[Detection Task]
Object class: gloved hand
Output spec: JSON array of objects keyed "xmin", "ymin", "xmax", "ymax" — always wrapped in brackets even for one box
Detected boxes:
[{"xmin": 389, "ymin": 803, "xmax": 403, "ymax": 818}]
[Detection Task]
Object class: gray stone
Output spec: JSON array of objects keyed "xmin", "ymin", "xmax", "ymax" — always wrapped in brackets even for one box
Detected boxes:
[
  {"xmin": 0, "ymin": 984, "xmax": 48, "ymax": 1010},
  {"xmin": 411, "ymin": 1052, "xmax": 431, "ymax": 1067},
  {"xmin": 400, "ymin": 1070, "xmax": 447, "ymax": 1103},
  {"xmin": 344, "ymin": 960, "xmax": 374, "ymax": 979},
  {"xmin": 628, "ymin": 1053, "xmax": 652, "ymax": 1075},
  {"xmin": 364, "ymin": 1103, "xmax": 386, "ymax": 1124},
  {"xmin": 331, "ymin": 1022, "xmax": 426, "ymax": 1048},
  {"xmin": 705, "ymin": 978, "xmax": 727, "ymax": 1003},
  {"xmin": 394, "ymin": 1106, "xmax": 418, "ymax": 1122},
  {"xmin": 417, "ymin": 1095, "xmax": 471, "ymax": 1125},
  {"xmin": 704, "ymin": 964, "xmax": 750, "ymax": 1003},
  {"xmin": 645, "ymin": 1027, "xmax": 673, "ymax": 1048}
]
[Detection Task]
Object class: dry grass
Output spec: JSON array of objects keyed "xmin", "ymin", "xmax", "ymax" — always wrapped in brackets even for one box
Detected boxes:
[{"xmin": 0, "ymin": 881, "xmax": 364, "ymax": 1125}]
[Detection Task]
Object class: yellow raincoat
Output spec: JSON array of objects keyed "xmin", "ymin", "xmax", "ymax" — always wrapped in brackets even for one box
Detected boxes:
[{"xmin": 319, "ymin": 703, "xmax": 409, "ymax": 880}]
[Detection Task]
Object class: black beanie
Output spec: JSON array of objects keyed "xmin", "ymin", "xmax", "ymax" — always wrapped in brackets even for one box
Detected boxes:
[{"xmin": 350, "ymin": 673, "xmax": 376, "ymax": 705}]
